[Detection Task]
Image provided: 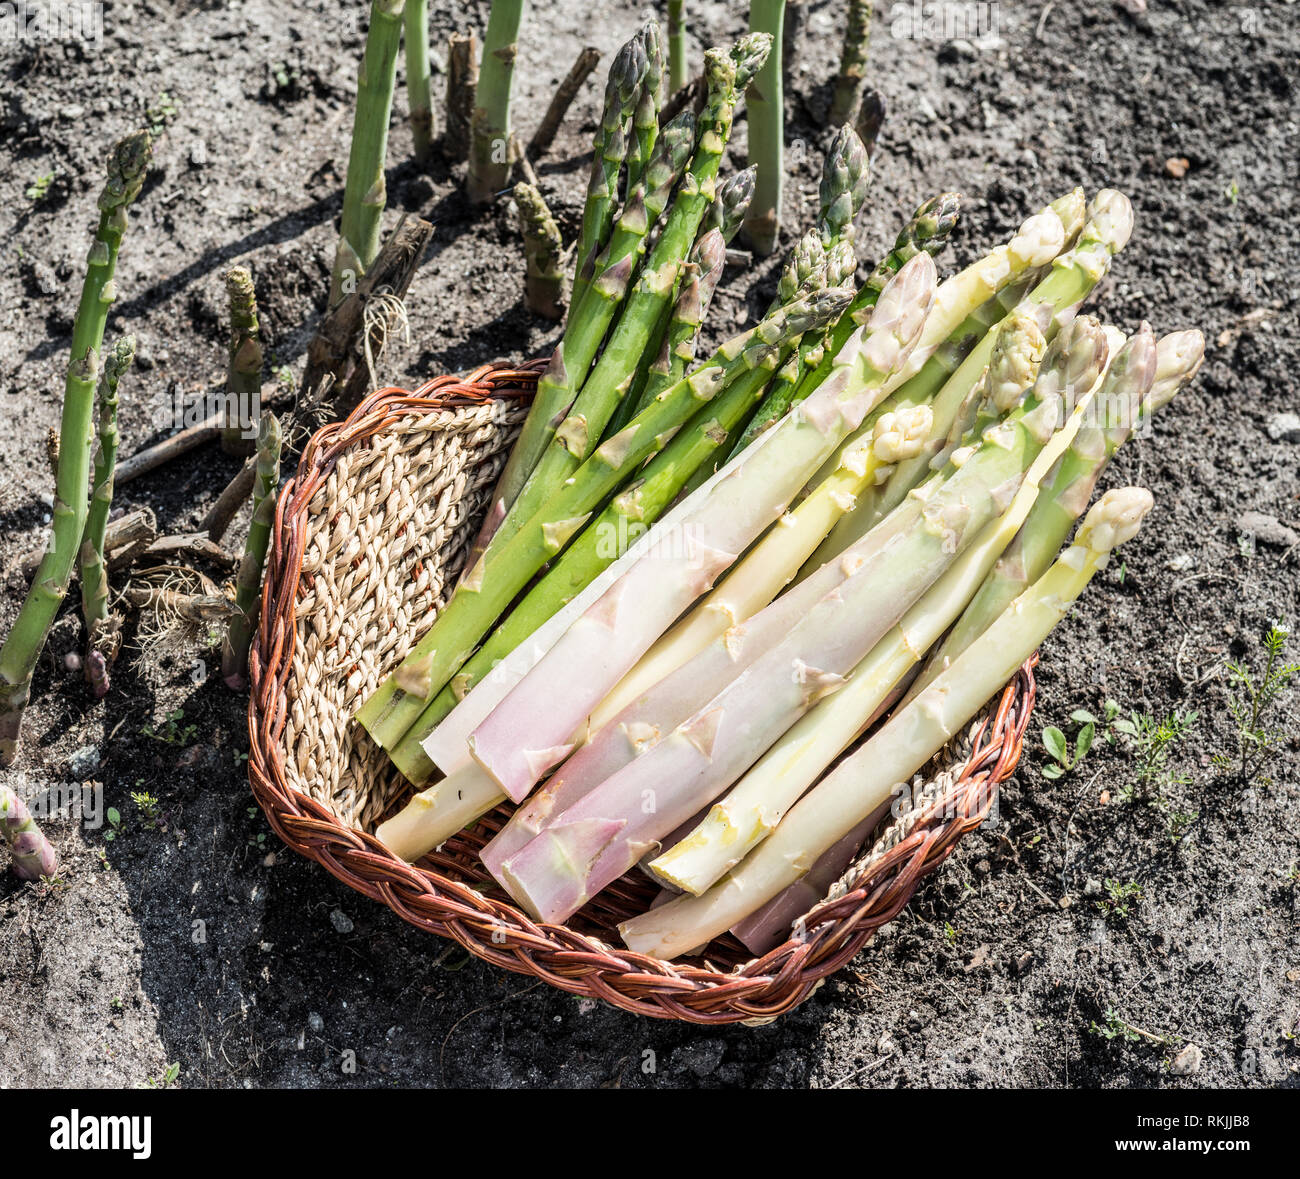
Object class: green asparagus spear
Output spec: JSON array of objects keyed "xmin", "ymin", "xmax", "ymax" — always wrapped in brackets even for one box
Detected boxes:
[
  {"xmin": 0, "ymin": 130, "xmax": 151, "ymax": 766},
  {"xmin": 627, "ymin": 20, "xmax": 664, "ymax": 193},
  {"xmin": 706, "ymin": 164, "xmax": 757, "ymax": 243},
  {"xmin": 830, "ymin": 0, "xmax": 872, "ymax": 125},
  {"xmin": 667, "ymin": 0, "xmax": 688, "ymax": 94},
  {"xmin": 221, "ymin": 267, "xmax": 261, "ymax": 457},
  {"xmin": 466, "ymin": 0, "xmax": 526, "ymax": 203},
  {"xmin": 572, "ymin": 34, "xmax": 648, "ymax": 310},
  {"xmin": 405, "ymin": 0, "xmax": 435, "ymax": 164},
  {"xmin": 742, "ymin": 0, "xmax": 786, "ymax": 255},
  {"xmin": 329, "ymin": 0, "xmax": 405, "ymax": 305},
  {"xmin": 80, "ymin": 336, "xmax": 135, "ymax": 698}
]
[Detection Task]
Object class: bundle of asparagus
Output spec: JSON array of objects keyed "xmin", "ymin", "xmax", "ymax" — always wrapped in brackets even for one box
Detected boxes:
[{"xmin": 353, "ymin": 31, "xmax": 1202, "ymax": 961}]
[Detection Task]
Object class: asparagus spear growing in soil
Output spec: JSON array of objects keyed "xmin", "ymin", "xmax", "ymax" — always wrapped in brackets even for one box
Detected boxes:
[
  {"xmin": 667, "ymin": 0, "xmax": 688, "ymax": 94},
  {"xmin": 527, "ymin": 46, "xmax": 601, "ymax": 159},
  {"xmin": 0, "ymin": 130, "xmax": 151, "ymax": 766},
  {"xmin": 444, "ymin": 31, "xmax": 479, "ymax": 164},
  {"xmin": 806, "ymin": 189, "xmax": 1130, "ymax": 570},
  {"xmin": 357, "ymin": 269, "xmax": 803, "ymax": 754},
  {"xmin": 742, "ymin": 0, "xmax": 786, "ymax": 255},
  {"xmin": 466, "ymin": 0, "xmax": 526, "ymax": 204},
  {"xmin": 512, "ymin": 182, "xmax": 566, "ymax": 320},
  {"xmin": 619, "ymin": 487, "xmax": 1154, "ymax": 958},
  {"xmin": 221, "ymin": 414, "xmax": 282, "ymax": 690},
  {"xmin": 915, "ymin": 327, "xmax": 1200, "ymax": 690},
  {"xmin": 1, "ymin": 785, "xmax": 57, "ymax": 881},
  {"xmin": 831, "ymin": 0, "xmax": 872, "ymax": 125},
  {"xmin": 474, "ymin": 46, "xmax": 765, "ymax": 563},
  {"xmin": 650, "ymin": 327, "xmax": 1139, "ymax": 895},
  {"xmin": 383, "ymin": 288, "xmax": 849, "ymax": 800},
  {"xmin": 489, "ymin": 316, "xmax": 1105, "ymax": 921},
  {"xmin": 329, "ymin": 0, "xmax": 406, "ymax": 306},
  {"xmin": 405, "ymin": 0, "xmax": 435, "ymax": 164},
  {"xmin": 80, "ymin": 336, "xmax": 135, "ymax": 698},
  {"xmin": 222, "ymin": 267, "xmax": 261, "ymax": 457}
]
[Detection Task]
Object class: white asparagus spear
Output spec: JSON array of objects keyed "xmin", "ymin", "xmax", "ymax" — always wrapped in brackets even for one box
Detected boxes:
[
  {"xmin": 478, "ymin": 311, "xmax": 1060, "ymax": 880},
  {"xmin": 649, "ymin": 324, "xmax": 1149, "ymax": 894},
  {"xmin": 619, "ymin": 486, "xmax": 1155, "ymax": 958},
  {"xmin": 493, "ymin": 321, "xmax": 1109, "ymax": 923},
  {"xmin": 467, "ymin": 253, "xmax": 939, "ymax": 803}
]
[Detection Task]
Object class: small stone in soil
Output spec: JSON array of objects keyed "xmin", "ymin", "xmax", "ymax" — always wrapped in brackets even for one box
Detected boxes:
[
  {"xmin": 1165, "ymin": 157, "xmax": 1190, "ymax": 178},
  {"xmin": 1264, "ymin": 411, "xmax": 1300, "ymax": 443},
  {"xmin": 67, "ymin": 744, "xmax": 100, "ymax": 778},
  {"xmin": 1236, "ymin": 510, "xmax": 1299, "ymax": 548},
  {"xmin": 1170, "ymin": 1043, "xmax": 1202, "ymax": 1076},
  {"xmin": 669, "ymin": 1039, "xmax": 725, "ymax": 1078},
  {"xmin": 308, "ymin": 1012, "xmax": 324, "ymax": 1032},
  {"xmin": 329, "ymin": 908, "xmax": 354, "ymax": 934}
]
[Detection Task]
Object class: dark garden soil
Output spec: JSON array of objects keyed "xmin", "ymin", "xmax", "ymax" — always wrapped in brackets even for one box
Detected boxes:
[{"xmin": 1, "ymin": 0, "xmax": 1298, "ymax": 1089}]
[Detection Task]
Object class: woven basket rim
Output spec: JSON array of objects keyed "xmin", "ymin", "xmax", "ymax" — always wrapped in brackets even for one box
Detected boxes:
[{"xmin": 247, "ymin": 363, "xmax": 1037, "ymax": 1024}]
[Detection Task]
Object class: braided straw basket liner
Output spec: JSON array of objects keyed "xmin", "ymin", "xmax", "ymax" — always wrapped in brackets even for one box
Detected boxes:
[{"xmin": 248, "ymin": 364, "xmax": 1037, "ymax": 1024}]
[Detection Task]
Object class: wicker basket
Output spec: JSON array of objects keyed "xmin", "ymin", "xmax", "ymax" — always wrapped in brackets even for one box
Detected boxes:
[{"xmin": 247, "ymin": 363, "xmax": 1037, "ymax": 1024}]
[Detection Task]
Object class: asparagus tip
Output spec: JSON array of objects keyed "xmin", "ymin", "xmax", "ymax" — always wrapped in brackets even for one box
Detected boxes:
[{"xmin": 1076, "ymin": 487, "xmax": 1154, "ymax": 553}]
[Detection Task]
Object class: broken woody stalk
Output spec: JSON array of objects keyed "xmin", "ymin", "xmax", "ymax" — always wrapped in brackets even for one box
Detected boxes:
[
  {"xmin": 512, "ymin": 183, "xmax": 566, "ymax": 320},
  {"xmin": 329, "ymin": 0, "xmax": 405, "ymax": 306},
  {"xmin": 1, "ymin": 785, "xmax": 56, "ymax": 881},
  {"xmin": 222, "ymin": 414, "xmax": 283, "ymax": 690},
  {"xmin": 466, "ymin": 0, "xmax": 526, "ymax": 204},
  {"xmin": 222, "ymin": 267, "xmax": 261, "ymax": 457},
  {"xmin": 0, "ymin": 129, "xmax": 151, "ymax": 767},
  {"xmin": 619, "ymin": 488, "xmax": 1155, "ymax": 959},
  {"xmin": 742, "ymin": 0, "xmax": 785, "ymax": 255},
  {"xmin": 80, "ymin": 335, "xmax": 136, "ymax": 698}
]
